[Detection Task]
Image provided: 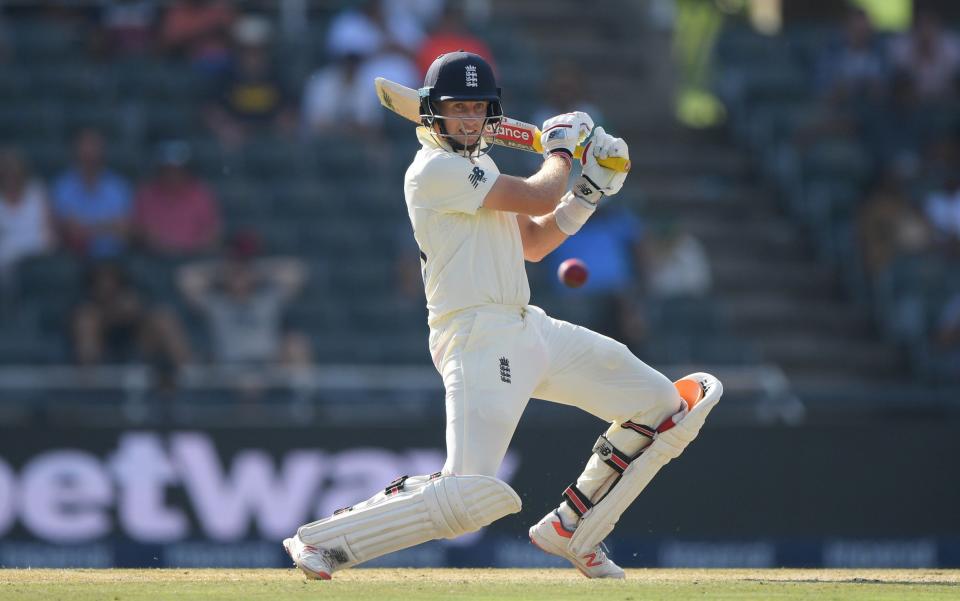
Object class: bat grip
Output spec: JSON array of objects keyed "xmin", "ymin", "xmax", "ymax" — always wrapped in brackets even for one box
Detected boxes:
[{"xmin": 572, "ymin": 147, "xmax": 631, "ymax": 173}]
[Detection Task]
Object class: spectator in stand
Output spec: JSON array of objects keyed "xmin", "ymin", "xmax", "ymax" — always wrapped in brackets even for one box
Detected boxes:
[
  {"xmin": 0, "ymin": 148, "xmax": 55, "ymax": 283},
  {"xmin": 205, "ymin": 15, "xmax": 295, "ymax": 149},
  {"xmin": 382, "ymin": 0, "xmax": 446, "ymax": 32},
  {"xmin": 644, "ymin": 219, "xmax": 712, "ymax": 300},
  {"xmin": 133, "ymin": 141, "xmax": 221, "ymax": 257},
  {"xmin": 325, "ymin": 0, "xmax": 420, "ymax": 88},
  {"xmin": 302, "ymin": 0, "xmax": 424, "ymax": 138},
  {"xmin": 857, "ymin": 171, "xmax": 933, "ymax": 277},
  {"xmin": 327, "ymin": 0, "xmax": 423, "ymax": 64},
  {"xmin": 796, "ymin": 8, "xmax": 887, "ymax": 148},
  {"xmin": 525, "ymin": 61, "xmax": 606, "ymax": 171},
  {"xmin": 302, "ymin": 50, "xmax": 384, "ymax": 137},
  {"xmin": 415, "ymin": 3, "xmax": 494, "ymax": 77},
  {"xmin": 176, "ymin": 232, "xmax": 312, "ymax": 367},
  {"xmin": 531, "ymin": 61, "xmax": 606, "ymax": 133},
  {"xmin": 52, "ymin": 128, "xmax": 132, "ymax": 258},
  {"xmin": 924, "ymin": 170, "xmax": 960, "ymax": 252},
  {"xmin": 934, "ymin": 292, "xmax": 960, "ymax": 380},
  {"xmin": 100, "ymin": 0, "xmax": 159, "ymax": 57},
  {"xmin": 160, "ymin": 0, "xmax": 235, "ymax": 74},
  {"xmin": 545, "ymin": 205, "xmax": 647, "ymax": 348},
  {"xmin": 73, "ymin": 262, "xmax": 193, "ymax": 378},
  {"xmin": 816, "ymin": 7, "xmax": 887, "ymax": 105},
  {"xmin": 888, "ymin": 8, "xmax": 960, "ymax": 104},
  {"xmin": 863, "ymin": 71, "xmax": 925, "ymax": 173}
]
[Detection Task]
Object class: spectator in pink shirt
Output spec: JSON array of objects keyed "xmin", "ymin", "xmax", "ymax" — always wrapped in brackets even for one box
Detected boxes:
[{"xmin": 133, "ymin": 141, "xmax": 221, "ymax": 257}]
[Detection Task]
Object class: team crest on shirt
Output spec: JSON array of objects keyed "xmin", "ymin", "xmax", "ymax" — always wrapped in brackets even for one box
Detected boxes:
[
  {"xmin": 499, "ymin": 357, "xmax": 511, "ymax": 383},
  {"xmin": 468, "ymin": 166, "xmax": 487, "ymax": 188}
]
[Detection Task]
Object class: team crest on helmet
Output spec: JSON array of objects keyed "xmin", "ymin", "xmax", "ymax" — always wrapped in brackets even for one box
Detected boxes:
[{"xmin": 465, "ymin": 65, "xmax": 478, "ymax": 87}]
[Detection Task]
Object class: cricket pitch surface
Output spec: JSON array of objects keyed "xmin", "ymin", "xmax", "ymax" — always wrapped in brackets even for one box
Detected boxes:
[{"xmin": 3, "ymin": 568, "xmax": 959, "ymax": 600}]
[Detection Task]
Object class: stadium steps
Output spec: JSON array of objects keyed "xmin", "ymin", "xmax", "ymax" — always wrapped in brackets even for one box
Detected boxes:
[{"xmin": 506, "ymin": 0, "xmax": 918, "ymax": 397}]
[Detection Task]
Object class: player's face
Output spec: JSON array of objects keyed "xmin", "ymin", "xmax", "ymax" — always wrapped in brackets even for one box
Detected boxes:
[{"xmin": 437, "ymin": 100, "xmax": 489, "ymax": 148}]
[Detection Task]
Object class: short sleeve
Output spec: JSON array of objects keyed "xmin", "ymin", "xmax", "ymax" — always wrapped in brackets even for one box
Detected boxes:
[{"xmin": 410, "ymin": 153, "xmax": 499, "ymax": 215}]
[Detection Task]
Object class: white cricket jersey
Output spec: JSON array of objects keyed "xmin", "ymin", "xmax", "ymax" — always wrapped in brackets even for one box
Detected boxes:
[{"xmin": 404, "ymin": 127, "xmax": 530, "ymax": 327}]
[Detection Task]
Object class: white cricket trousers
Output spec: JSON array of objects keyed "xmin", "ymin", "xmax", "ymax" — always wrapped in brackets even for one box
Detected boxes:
[{"xmin": 428, "ymin": 304, "xmax": 679, "ymax": 477}]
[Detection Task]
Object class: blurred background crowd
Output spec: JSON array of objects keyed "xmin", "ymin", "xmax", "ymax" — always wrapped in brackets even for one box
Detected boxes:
[{"xmin": 0, "ymin": 0, "xmax": 956, "ymax": 424}]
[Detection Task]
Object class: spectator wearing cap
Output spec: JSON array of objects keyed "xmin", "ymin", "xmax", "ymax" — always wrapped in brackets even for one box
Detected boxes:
[
  {"xmin": 133, "ymin": 141, "xmax": 221, "ymax": 257},
  {"xmin": 205, "ymin": 15, "xmax": 295, "ymax": 148},
  {"xmin": 52, "ymin": 128, "xmax": 132, "ymax": 258}
]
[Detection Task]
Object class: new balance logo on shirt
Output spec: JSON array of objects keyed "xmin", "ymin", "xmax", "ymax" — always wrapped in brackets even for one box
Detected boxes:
[{"xmin": 468, "ymin": 166, "xmax": 487, "ymax": 188}]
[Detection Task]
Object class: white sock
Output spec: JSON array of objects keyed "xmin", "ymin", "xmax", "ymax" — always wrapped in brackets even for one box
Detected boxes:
[{"xmin": 556, "ymin": 504, "xmax": 579, "ymax": 530}]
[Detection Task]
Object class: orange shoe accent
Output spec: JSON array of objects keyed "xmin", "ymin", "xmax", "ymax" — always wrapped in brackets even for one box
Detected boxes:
[
  {"xmin": 674, "ymin": 378, "xmax": 704, "ymax": 410},
  {"xmin": 583, "ymin": 552, "xmax": 603, "ymax": 567},
  {"xmin": 551, "ymin": 520, "xmax": 573, "ymax": 539}
]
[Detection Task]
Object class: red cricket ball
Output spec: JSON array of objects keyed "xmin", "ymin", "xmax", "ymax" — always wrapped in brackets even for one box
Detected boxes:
[{"xmin": 558, "ymin": 258, "xmax": 589, "ymax": 288}]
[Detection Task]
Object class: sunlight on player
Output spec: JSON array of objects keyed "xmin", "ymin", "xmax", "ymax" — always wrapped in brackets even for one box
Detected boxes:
[{"xmin": 283, "ymin": 51, "xmax": 722, "ymax": 581}]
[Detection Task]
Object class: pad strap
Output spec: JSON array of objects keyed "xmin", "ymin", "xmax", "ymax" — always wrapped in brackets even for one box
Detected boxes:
[
  {"xmin": 591, "ymin": 435, "xmax": 633, "ymax": 475},
  {"xmin": 621, "ymin": 420, "xmax": 656, "ymax": 439},
  {"xmin": 384, "ymin": 472, "xmax": 441, "ymax": 496},
  {"xmin": 562, "ymin": 484, "xmax": 594, "ymax": 518},
  {"xmin": 384, "ymin": 475, "xmax": 409, "ymax": 496}
]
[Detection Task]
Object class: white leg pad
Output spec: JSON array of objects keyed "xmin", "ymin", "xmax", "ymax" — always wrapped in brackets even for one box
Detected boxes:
[
  {"xmin": 297, "ymin": 474, "xmax": 521, "ymax": 570},
  {"xmin": 568, "ymin": 372, "xmax": 722, "ymax": 556}
]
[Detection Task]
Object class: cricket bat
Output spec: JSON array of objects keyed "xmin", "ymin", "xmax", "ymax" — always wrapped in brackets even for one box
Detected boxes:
[{"xmin": 375, "ymin": 77, "xmax": 630, "ymax": 173}]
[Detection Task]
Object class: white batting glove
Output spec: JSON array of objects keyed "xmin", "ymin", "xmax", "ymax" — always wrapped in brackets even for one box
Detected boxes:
[
  {"xmin": 579, "ymin": 127, "xmax": 629, "ymax": 197},
  {"xmin": 553, "ymin": 128, "xmax": 629, "ymax": 235},
  {"xmin": 540, "ymin": 111, "xmax": 594, "ymax": 159}
]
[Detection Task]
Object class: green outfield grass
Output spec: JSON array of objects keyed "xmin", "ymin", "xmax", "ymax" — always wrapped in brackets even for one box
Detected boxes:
[{"xmin": 2, "ymin": 568, "xmax": 959, "ymax": 601}]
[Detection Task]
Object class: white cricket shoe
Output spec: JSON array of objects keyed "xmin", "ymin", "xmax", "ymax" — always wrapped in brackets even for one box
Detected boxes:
[
  {"xmin": 283, "ymin": 535, "xmax": 334, "ymax": 580},
  {"xmin": 528, "ymin": 510, "xmax": 625, "ymax": 579}
]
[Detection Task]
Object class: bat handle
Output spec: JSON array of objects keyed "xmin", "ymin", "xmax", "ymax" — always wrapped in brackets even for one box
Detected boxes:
[{"xmin": 572, "ymin": 147, "xmax": 631, "ymax": 173}]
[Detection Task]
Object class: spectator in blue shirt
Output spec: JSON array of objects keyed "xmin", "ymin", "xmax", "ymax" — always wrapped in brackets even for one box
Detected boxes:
[
  {"xmin": 545, "ymin": 205, "xmax": 646, "ymax": 348},
  {"xmin": 52, "ymin": 128, "xmax": 132, "ymax": 258}
]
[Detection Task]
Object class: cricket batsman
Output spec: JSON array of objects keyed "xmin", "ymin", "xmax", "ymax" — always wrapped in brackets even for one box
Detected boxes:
[{"xmin": 283, "ymin": 51, "xmax": 722, "ymax": 580}]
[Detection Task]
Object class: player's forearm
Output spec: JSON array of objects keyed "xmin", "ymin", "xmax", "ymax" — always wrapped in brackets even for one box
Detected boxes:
[
  {"xmin": 521, "ymin": 154, "xmax": 573, "ymax": 215},
  {"xmin": 521, "ymin": 213, "xmax": 569, "ymax": 262}
]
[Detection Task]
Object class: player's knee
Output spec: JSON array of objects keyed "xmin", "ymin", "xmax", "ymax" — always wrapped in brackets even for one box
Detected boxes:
[
  {"xmin": 618, "ymin": 372, "xmax": 680, "ymax": 427},
  {"xmin": 651, "ymin": 373, "xmax": 683, "ymax": 423}
]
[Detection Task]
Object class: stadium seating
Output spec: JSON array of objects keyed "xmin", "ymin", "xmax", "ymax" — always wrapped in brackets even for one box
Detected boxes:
[{"xmin": 715, "ymin": 21, "xmax": 960, "ymax": 384}]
